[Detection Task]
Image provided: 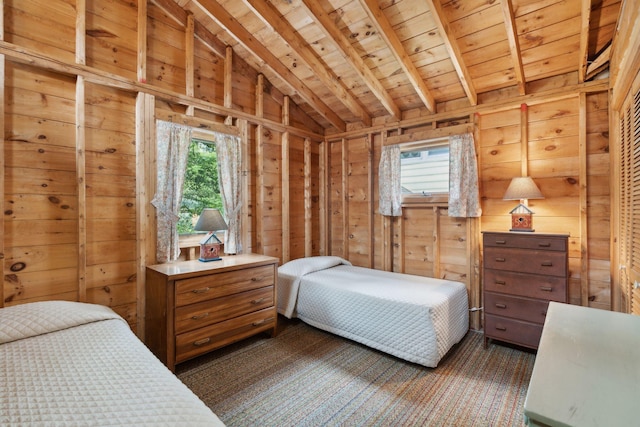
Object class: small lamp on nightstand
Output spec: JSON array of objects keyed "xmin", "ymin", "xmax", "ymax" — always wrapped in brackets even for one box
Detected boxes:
[
  {"xmin": 503, "ymin": 176, "xmax": 544, "ymax": 232},
  {"xmin": 194, "ymin": 208, "xmax": 228, "ymax": 262}
]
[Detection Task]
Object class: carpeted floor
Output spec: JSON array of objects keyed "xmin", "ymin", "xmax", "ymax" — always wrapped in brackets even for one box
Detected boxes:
[{"xmin": 177, "ymin": 317, "xmax": 536, "ymax": 427}]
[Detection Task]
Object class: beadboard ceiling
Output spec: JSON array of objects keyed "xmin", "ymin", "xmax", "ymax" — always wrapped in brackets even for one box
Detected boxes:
[{"xmin": 159, "ymin": 0, "xmax": 621, "ymax": 132}]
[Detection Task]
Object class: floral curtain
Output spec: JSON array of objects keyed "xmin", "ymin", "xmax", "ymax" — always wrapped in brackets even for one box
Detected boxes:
[
  {"xmin": 378, "ymin": 144, "xmax": 402, "ymax": 217},
  {"xmin": 215, "ymin": 132, "xmax": 242, "ymax": 254},
  {"xmin": 151, "ymin": 121, "xmax": 193, "ymax": 262},
  {"xmin": 448, "ymin": 133, "xmax": 482, "ymax": 218}
]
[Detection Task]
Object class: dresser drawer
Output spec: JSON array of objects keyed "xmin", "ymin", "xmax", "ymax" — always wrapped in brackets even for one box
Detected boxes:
[
  {"xmin": 175, "ymin": 307, "xmax": 276, "ymax": 363},
  {"xmin": 175, "ymin": 265, "xmax": 275, "ymax": 306},
  {"xmin": 484, "ymin": 292, "xmax": 549, "ymax": 324},
  {"xmin": 175, "ymin": 286, "xmax": 274, "ymax": 334},
  {"xmin": 484, "ymin": 314, "xmax": 543, "ymax": 349},
  {"xmin": 484, "ymin": 269, "xmax": 567, "ymax": 301},
  {"xmin": 484, "ymin": 247, "xmax": 566, "ymax": 277},
  {"xmin": 483, "ymin": 233, "xmax": 567, "ymax": 251}
]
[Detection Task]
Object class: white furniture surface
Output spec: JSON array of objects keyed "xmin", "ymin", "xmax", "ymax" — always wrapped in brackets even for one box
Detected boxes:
[{"xmin": 524, "ymin": 302, "xmax": 640, "ymax": 427}]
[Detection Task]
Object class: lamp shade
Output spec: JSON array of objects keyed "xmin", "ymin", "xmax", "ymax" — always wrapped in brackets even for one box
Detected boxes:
[
  {"xmin": 194, "ymin": 208, "xmax": 228, "ymax": 232},
  {"xmin": 503, "ymin": 177, "xmax": 544, "ymax": 200}
]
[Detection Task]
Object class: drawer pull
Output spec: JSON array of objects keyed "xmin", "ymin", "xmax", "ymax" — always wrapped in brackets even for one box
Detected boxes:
[
  {"xmin": 538, "ymin": 242, "xmax": 551, "ymax": 247},
  {"xmin": 252, "ymin": 317, "xmax": 274, "ymax": 327},
  {"xmin": 193, "ymin": 337, "xmax": 211, "ymax": 346},
  {"xmin": 541, "ymin": 261, "xmax": 553, "ymax": 267},
  {"xmin": 540, "ymin": 286, "xmax": 553, "ymax": 292},
  {"xmin": 495, "ymin": 240, "xmax": 506, "ymax": 245},
  {"xmin": 251, "ymin": 277, "xmax": 259, "ymax": 282},
  {"xmin": 495, "ymin": 326, "xmax": 507, "ymax": 331},
  {"xmin": 495, "ymin": 257, "xmax": 506, "ymax": 262},
  {"xmin": 495, "ymin": 280, "xmax": 506, "ymax": 285},
  {"xmin": 191, "ymin": 312, "xmax": 209, "ymax": 320},
  {"xmin": 192, "ymin": 287, "xmax": 211, "ymax": 294},
  {"xmin": 495, "ymin": 303, "xmax": 507, "ymax": 309},
  {"xmin": 251, "ymin": 298, "xmax": 266, "ymax": 304}
]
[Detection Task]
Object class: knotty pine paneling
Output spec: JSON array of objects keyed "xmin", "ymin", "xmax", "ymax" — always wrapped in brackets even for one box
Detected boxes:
[
  {"xmin": 194, "ymin": 39, "xmax": 225, "ymax": 105},
  {"xmin": 4, "ymin": 63, "xmax": 78, "ymax": 305},
  {"xmin": 86, "ymin": 0, "xmax": 138, "ymax": 80},
  {"xmin": 147, "ymin": 3, "xmax": 187, "ymax": 95},
  {"xmin": 5, "ymin": 0, "xmax": 76, "ymax": 64},
  {"xmin": 289, "ymin": 135, "xmax": 306, "ymax": 260}
]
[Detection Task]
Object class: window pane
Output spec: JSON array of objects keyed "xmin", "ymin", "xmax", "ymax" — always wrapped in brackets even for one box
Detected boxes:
[
  {"xmin": 400, "ymin": 146, "xmax": 449, "ymax": 194},
  {"xmin": 178, "ymin": 140, "xmax": 223, "ymax": 234}
]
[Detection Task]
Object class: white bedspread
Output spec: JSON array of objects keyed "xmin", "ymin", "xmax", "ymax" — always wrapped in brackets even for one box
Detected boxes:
[
  {"xmin": 278, "ymin": 257, "xmax": 469, "ymax": 367},
  {"xmin": 0, "ymin": 301, "xmax": 224, "ymax": 426}
]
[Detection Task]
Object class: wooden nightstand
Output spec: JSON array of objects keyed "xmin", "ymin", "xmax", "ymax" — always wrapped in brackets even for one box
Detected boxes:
[
  {"xmin": 482, "ymin": 231, "xmax": 569, "ymax": 350},
  {"xmin": 145, "ymin": 253, "xmax": 279, "ymax": 371}
]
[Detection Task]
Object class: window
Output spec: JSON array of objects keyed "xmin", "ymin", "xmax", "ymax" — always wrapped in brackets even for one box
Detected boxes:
[
  {"xmin": 178, "ymin": 139, "xmax": 223, "ymax": 234},
  {"xmin": 400, "ymin": 141, "xmax": 449, "ymax": 196}
]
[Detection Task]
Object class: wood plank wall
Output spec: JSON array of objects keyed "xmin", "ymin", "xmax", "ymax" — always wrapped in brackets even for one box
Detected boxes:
[
  {"xmin": 1, "ymin": 0, "xmax": 324, "ymax": 336},
  {"xmin": 0, "ymin": 0, "xmax": 619, "ymax": 336}
]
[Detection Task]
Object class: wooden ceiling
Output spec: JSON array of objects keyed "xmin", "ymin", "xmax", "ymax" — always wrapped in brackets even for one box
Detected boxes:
[{"xmin": 161, "ymin": 0, "xmax": 621, "ymax": 132}]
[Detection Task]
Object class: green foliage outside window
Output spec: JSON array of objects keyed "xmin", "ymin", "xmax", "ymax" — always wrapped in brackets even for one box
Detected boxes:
[{"xmin": 177, "ymin": 140, "xmax": 223, "ymax": 234}]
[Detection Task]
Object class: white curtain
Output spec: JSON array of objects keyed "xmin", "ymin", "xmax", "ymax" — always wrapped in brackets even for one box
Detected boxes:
[
  {"xmin": 448, "ymin": 133, "xmax": 482, "ymax": 218},
  {"xmin": 378, "ymin": 144, "xmax": 402, "ymax": 217},
  {"xmin": 215, "ymin": 132, "xmax": 242, "ymax": 254},
  {"xmin": 151, "ymin": 121, "xmax": 193, "ymax": 263}
]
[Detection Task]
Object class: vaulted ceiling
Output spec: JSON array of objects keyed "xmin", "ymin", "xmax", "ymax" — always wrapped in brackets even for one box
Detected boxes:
[{"xmin": 158, "ymin": 0, "xmax": 621, "ymax": 132}]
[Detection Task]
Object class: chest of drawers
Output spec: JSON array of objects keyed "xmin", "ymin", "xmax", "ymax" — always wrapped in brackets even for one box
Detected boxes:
[
  {"xmin": 145, "ymin": 253, "xmax": 279, "ymax": 371},
  {"xmin": 483, "ymin": 232, "xmax": 569, "ymax": 350}
]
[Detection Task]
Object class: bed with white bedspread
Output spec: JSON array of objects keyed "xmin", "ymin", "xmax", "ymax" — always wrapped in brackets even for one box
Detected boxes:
[
  {"xmin": 278, "ymin": 256, "xmax": 469, "ymax": 368},
  {"xmin": 0, "ymin": 300, "xmax": 224, "ymax": 426}
]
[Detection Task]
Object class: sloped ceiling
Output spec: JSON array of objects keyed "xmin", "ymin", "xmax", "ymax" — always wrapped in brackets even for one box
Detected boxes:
[{"xmin": 159, "ymin": 0, "xmax": 621, "ymax": 132}]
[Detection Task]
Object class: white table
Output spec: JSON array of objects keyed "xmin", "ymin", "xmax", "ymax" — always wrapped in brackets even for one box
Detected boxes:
[{"xmin": 524, "ymin": 302, "xmax": 640, "ymax": 426}]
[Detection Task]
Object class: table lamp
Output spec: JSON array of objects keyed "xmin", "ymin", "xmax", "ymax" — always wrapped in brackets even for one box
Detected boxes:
[
  {"xmin": 503, "ymin": 176, "xmax": 544, "ymax": 232},
  {"xmin": 194, "ymin": 208, "xmax": 228, "ymax": 261}
]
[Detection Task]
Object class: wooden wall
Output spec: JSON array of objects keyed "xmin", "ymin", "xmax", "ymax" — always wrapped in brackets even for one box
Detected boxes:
[
  {"xmin": 0, "ymin": 0, "xmax": 324, "ymax": 337},
  {"xmin": 2, "ymin": 0, "xmax": 633, "ymax": 339}
]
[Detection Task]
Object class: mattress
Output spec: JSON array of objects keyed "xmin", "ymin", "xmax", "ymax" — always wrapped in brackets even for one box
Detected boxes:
[
  {"xmin": 0, "ymin": 300, "xmax": 224, "ymax": 426},
  {"xmin": 278, "ymin": 256, "xmax": 469, "ymax": 367}
]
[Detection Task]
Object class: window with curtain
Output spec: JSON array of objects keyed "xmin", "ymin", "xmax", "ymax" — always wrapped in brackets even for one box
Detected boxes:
[{"xmin": 400, "ymin": 140, "xmax": 450, "ymax": 197}]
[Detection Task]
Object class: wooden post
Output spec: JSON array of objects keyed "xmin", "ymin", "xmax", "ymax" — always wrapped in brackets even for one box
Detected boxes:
[
  {"xmin": 224, "ymin": 46, "xmax": 233, "ymax": 125},
  {"xmin": 366, "ymin": 134, "xmax": 374, "ymax": 268},
  {"xmin": 304, "ymin": 138, "xmax": 312, "ymax": 257},
  {"xmin": 185, "ymin": 12, "xmax": 195, "ymax": 116},
  {"xmin": 136, "ymin": 92, "xmax": 154, "ymax": 339},
  {"xmin": 281, "ymin": 96, "xmax": 290, "ymax": 263},
  {"xmin": 520, "ymin": 103, "xmax": 529, "ymax": 177},
  {"xmin": 76, "ymin": 76, "xmax": 87, "ymax": 302},
  {"xmin": 75, "ymin": 0, "xmax": 86, "ymax": 65},
  {"xmin": 579, "ymin": 93, "xmax": 589, "ymax": 306},
  {"xmin": 137, "ymin": 0, "xmax": 147, "ymax": 83},
  {"xmin": 342, "ymin": 138, "xmax": 349, "ymax": 260},
  {"xmin": 255, "ymin": 74, "xmax": 264, "ymax": 254},
  {"xmin": 433, "ymin": 207, "xmax": 441, "ymax": 278},
  {"xmin": 319, "ymin": 139, "xmax": 328, "ymax": 255},
  {"xmin": 381, "ymin": 131, "xmax": 393, "ymax": 272},
  {"xmin": 239, "ymin": 119, "xmax": 250, "ymax": 254}
]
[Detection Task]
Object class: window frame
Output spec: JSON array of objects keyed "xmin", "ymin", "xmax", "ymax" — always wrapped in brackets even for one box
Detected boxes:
[{"xmin": 399, "ymin": 137, "xmax": 450, "ymax": 205}]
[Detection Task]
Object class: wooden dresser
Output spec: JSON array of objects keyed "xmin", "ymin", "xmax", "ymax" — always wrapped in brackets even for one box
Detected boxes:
[
  {"xmin": 145, "ymin": 253, "xmax": 279, "ymax": 371},
  {"xmin": 483, "ymin": 231, "xmax": 569, "ymax": 350}
]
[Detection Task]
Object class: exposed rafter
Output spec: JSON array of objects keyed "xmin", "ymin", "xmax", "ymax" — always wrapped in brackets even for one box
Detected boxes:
[
  {"xmin": 242, "ymin": 0, "xmax": 371, "ymax": 126},
  {"xmin": 356, "ymin": 0, "xmax": 436, "ymax": 113},
  {"xmin": 578, "ymin": 0, "xmax": 592, "ymax": 83},
  {"xmin": 585, "ymin": 44, "xmax": 611, "ymax": 81},
  {"xmin": 183, "ymin": 0, "xmax": 346, "ymax": 130},
  {"xmin": 300, "ymin": 0, "xmax": 401, "ymax": 120},
  {"xmin": 426, "ymin": 0, "xmax": 477, "ymax": 106},
  {"xmin": 153, "ymin": 0, "xmax": 226, "ymax": 58},
  {"xmin": 501, "ymin": 0, "xmax": 526, "ymax": 95}
]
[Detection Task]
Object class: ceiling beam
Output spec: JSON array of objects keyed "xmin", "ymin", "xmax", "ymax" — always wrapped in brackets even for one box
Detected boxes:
[
  {"xmin": 585, "ymin": 44, "xmax": 611, "ymax": 80},
  {"xmin": 242, "ymin": 0, "xmax": 371, "ymax": 126},
  {"xmin": 300, "ymin": 0, "xmax": 401, "ymax": 120},
  {"xmin": 184, "ymin": 0, "xmax": 346, "ymax": 130},
  {"xmin": 357, "ymin": 0, "xmax": 436, "ymax": 113},
  {"xmin": 152, "ymin": 0, "xmax": 226, "ymax": 58},
  {"xmin": 501, "ymin": 0, "xmax": 526, "ymax": 95},
  {"xmin": 426, "ymin": 0, "xmax": 477, "ymax": 106},
  {"xmin": 578, "ymin": 0, "xmax": 592, "ymax": 83}
]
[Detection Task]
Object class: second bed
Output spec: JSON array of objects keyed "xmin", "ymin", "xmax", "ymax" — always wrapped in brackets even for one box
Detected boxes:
[{"xmin": 277, "ymin": 256, "xmax": 469, "ymax": 368}]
